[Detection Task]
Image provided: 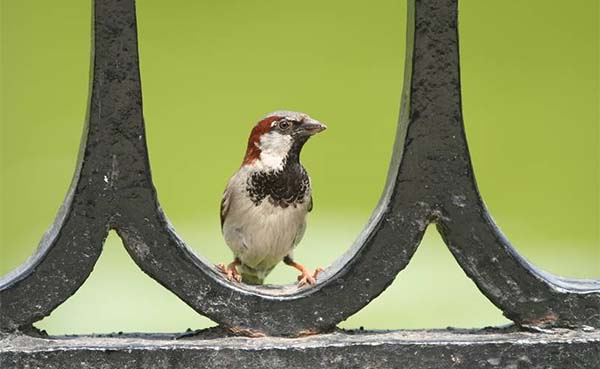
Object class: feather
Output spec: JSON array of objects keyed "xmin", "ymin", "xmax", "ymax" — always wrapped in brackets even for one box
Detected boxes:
[{"xmin": 220, "ymin": 182, "xmax": 232, "ymax": 229}]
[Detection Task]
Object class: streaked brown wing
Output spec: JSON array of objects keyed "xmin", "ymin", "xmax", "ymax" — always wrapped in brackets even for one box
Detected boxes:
[{"xmin": 220, "ymin": 185, "xmax": 231, "ymax": 229}]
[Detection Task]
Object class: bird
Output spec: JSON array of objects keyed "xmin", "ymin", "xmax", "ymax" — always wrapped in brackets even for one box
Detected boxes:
[{"xmin": 217, "ymin": 111, "xmax": 327, "ymax": 286}]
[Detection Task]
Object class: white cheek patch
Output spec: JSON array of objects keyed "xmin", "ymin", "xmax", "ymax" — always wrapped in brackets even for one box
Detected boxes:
[
  {"xmin": 258, "ymin": 131, "xmax": 292, "ymax": 170},
  {"xmin": 259, "ymin": 131, "xmax": 292, "ymax": 154}
]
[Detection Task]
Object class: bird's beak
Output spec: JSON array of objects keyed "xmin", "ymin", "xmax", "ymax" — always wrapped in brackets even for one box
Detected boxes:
[{"xmin": 299, "ymin": 118, "xmax": 327, "ymax": 136}]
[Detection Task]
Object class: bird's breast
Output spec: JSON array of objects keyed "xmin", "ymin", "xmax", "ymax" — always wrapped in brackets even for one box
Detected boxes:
[
  {"xmin": 246, "ymin": 165, "xmax": 310, "ymax": 209},
  {"xmin": 222, "ymin": 168, "xmax": 311, "ymax": 270}
]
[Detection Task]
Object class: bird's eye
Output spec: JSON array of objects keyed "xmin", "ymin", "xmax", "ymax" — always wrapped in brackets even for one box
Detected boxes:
[{"xmin": 277, "ymin": 120, "xmax": 290, "ymax": 130}]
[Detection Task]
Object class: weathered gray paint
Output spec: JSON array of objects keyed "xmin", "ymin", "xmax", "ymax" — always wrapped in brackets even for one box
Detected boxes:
[{"xmin": 2, "ymin": 329, "xmax": 599, "ymax": 369}]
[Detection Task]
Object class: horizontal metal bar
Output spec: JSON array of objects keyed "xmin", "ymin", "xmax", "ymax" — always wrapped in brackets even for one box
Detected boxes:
[{"xmin": 2, "ymin": 328, "xmax": 598, "ymax": 369}]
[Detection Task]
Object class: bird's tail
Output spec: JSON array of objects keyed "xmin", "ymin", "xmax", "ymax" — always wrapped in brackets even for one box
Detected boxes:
[
  {"xmin": 241, "ymin": 273, "xmax": 264, "ymax": 285},
  {"xmin": 239, "ymin": 264, "xmax": 274, "ymax": 285}
]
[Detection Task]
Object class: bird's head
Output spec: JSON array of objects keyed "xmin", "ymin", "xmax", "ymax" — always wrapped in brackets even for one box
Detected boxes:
[{"xmin": 243, "ymin": 111, "xmax": 326, "ymax": 170}]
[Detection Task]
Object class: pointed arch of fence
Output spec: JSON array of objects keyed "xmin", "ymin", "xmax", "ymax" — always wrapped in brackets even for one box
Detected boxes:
[{"xmin": 1, "ymin": 0, "xmax": 598, "ymax": 337}]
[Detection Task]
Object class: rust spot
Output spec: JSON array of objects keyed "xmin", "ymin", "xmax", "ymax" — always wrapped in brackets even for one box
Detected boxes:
[
  {"xmin": 524, "ymin": 312, "xmax": 558, "ymax": 326},
  {"xmin": 225, "ymin": 325, "xmax": 266, "ymax": 338},
  {"xmin": 296, "ymin": 328, "xmax": 319, "ymax": 337}
]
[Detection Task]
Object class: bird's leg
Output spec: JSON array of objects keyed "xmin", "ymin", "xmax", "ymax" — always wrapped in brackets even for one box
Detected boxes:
[
  {"xmin": 284, "ymin": 256, "xmax": 323, "ymax": 287},
  {"xmin": 216, "ymin": 257, "xmax": 242, "ymax": 282}
]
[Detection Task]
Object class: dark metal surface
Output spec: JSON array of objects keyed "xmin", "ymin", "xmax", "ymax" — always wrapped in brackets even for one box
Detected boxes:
[
  {"xmin": 2, "ymin": 329, "xmax": 599, "ymax": 369},
  {"xmin": 0, "ymin": 0, "xmax": 598, "ymax": 337}
]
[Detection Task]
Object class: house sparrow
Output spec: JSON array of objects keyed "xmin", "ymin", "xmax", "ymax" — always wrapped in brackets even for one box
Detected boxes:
[{"xmin": 217, "ymin": 111, "xmax": 326, "ymax": 286}]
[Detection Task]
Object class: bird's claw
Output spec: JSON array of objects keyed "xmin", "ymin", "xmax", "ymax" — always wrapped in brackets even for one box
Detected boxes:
[
  {"xmin": 217, "ymin": 263, "xmax": 242, "ymax": 283},
  {"xmin": 297, "ymin": 267, "xmax": 324, "ymax": 287}
]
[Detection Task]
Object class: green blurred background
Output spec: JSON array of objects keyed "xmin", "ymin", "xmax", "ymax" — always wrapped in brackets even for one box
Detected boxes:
[{"xmin": 1, "ymin": 0, "xmax": 598, "ymax": 334}]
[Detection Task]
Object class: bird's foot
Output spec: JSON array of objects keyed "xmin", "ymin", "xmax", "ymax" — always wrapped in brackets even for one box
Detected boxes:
[
  {"xmin": 297, "ymin": 267, "xmax": 324, "ymax": 287},
  {"xmin": 216, "ymin": 261, "xmax": 242, "ymax": 283}
]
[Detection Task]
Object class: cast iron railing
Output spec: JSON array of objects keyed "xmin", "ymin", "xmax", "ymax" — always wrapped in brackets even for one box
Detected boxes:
[{"xmin": 1, "ymin": 0, "xmax": 598, "ymax": 368}]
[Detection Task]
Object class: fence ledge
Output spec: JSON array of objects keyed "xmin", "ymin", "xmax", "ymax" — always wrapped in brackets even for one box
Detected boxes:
[{"xmin": 2, "ymin": 328, "xmax": 598, "ymax": 368}]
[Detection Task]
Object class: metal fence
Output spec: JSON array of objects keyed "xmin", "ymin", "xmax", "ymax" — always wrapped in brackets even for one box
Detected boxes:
[{"xmin": 1, "ymin": 0, "xmax": 598, "ymax": 368}]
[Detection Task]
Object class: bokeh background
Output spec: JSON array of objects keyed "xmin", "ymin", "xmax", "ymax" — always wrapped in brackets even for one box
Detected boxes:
[{"xmin": 1, "ymin": 0, "xmax": 598, "ymax": 334}]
